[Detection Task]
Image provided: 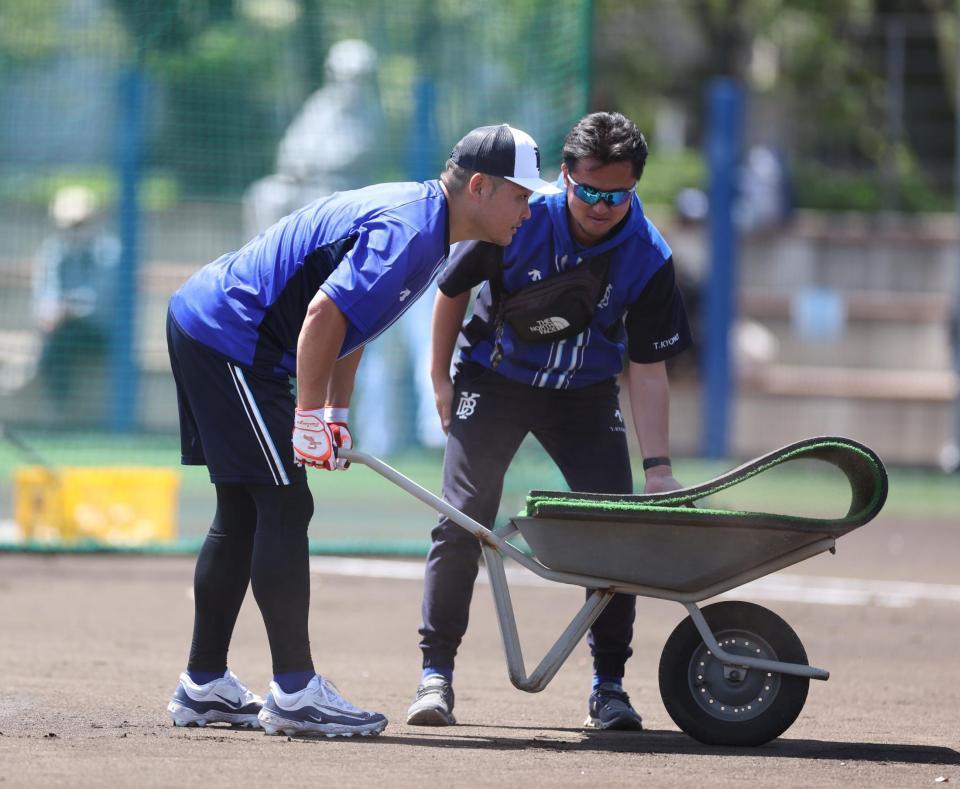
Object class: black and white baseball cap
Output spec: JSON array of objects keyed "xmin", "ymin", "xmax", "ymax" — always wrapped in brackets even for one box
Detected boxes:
[{"xmin": 450, "ymin": 124, "xmax": 562, "ymax": 194}]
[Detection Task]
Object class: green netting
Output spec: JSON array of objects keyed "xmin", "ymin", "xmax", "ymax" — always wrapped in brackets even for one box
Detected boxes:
[
  {"xmin": 0, "ymin": 0, "xmax": 590, "ymax": 550},
  {"xmin": 3, "ymin": 3, "xmax": 955, "ymax": 556},
  {"xmin": 0, "ymin": 0, "xmax": 590, "ymax": 425}
]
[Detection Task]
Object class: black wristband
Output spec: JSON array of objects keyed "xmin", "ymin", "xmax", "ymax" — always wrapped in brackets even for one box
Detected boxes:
[{"xmin": 643, "ymin": 456, "xmax": 672, "ymax": 471}]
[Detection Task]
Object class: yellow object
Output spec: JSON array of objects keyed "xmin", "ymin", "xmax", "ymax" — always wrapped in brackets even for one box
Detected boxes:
[{"xmin": 14, "ymin": 466, "xmax": 180, "ymax": 545}]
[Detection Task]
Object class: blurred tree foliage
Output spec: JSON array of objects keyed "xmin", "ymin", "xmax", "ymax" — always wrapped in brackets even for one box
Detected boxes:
[
  {"xmin": 106, "ymin": 0, "xmax": 316, "ymax": 196},
  {"xmin": 594, "ymin": 0, "xmax": 958, "ymax": 211},
  {"xmin": 0, "ymin": 0, "xmax": 63, "ymax": 70},
  {"xmin": 100, "ymin": 0, "xmax": 586, "ymax": 196},
  {"xmin": 2, "ymin": 0, "xmax": 955, "ymax": 209}
]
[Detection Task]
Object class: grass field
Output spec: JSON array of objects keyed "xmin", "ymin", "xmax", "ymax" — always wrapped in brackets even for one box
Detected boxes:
[{"xmin": 0, "ymin": 430, "xmax": 957, "ymax": 555}]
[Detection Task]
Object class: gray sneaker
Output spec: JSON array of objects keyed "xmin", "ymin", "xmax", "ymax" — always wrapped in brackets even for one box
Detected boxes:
[
  {"xmin": 406, "ymin": 675, "xmax": 456, "ymax": 726},
  {"xmin": 584, "ymin": 682, "xmax": 643, "ymax": 730}
]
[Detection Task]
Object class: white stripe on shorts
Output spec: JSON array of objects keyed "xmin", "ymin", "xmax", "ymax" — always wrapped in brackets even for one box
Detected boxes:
[{"xmin": 228, "ymin": 364, "xmax": 290, "ymax": 486}]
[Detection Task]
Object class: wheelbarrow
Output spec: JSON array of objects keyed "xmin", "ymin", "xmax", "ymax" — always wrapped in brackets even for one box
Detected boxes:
[{"xmin": 338, "ymin": 436, "xmax": 888, "ymax": 746}]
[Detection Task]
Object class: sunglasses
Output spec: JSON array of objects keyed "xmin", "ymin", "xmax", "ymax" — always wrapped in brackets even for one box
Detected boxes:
[{"xmin": 566, "ymin": 172, "xmax": 635, "ymax": 207}]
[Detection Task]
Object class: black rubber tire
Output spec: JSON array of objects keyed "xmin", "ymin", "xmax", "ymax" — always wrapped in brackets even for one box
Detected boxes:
[{"xmin": 658, "ymin": 601, "xmax": 810, "ymax": 746}]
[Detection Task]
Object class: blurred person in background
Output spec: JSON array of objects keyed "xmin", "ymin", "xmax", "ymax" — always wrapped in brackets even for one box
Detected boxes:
[
  {"xmin": 165, "ymin": 124, "xmax": 559, "ymax": 738},
  {"xmin": 734, "ymin": 144, "xmax": 793, "ymax": 233},
  {"xmin": 244, "ymin": 38, "xmax": 440, "ymax": 455},
  {"xmin": 243, "ymin": 39, "xmax": 386, "ymax": 233},
  {"xmin": 32, "ymin": 185, "xmax": 119, "ymax": 409},
  {"xmin": 673, "ymin": 144, "xmax": 792, "ymax": 233},
  {"xmin": 406, "ymin": 112, "xmax": 692, "ymax": 730}
]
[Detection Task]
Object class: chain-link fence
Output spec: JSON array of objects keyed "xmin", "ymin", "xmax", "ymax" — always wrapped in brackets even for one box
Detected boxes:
[
  {"xmin": 1, "ymin": 1, "xmax": 957, "ymax": 550},
  {"xmin": 0, "ymin": 0, "xmax": 591, "ymax": 435},
  {"xmin": 0, "ymin": 0, "xmax": 592, "ymax": 547}
]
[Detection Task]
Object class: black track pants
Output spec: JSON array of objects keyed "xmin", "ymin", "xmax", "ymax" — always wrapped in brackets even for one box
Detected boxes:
[{"xmin": 418, "ymin": 365, "xmax": 636, "ymax": 679}]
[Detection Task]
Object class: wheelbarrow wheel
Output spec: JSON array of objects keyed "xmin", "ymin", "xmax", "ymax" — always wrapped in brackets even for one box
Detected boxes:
[{"xmin": 658, "ymin": 600, "xmax": 810, "ymax": 746}]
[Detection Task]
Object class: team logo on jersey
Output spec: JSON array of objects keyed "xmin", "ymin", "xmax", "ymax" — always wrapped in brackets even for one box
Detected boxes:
[
  {"xmin": 598, "ymin": 283, "xmax": 613, "ymax": 309},
  {"xmin": 528, "ymin": 269, "xmax": 542, "ymax": 281},
  {"xmin": 399, "ymin": 288, "xmax": 412, "ymax": 302},
  {"xmin": 456, "ymin": 391, "xmax": 480, "ymax": 420},
  {"xmin": 614, "ymin": 408, "xmax": 623, "ymax": 423}
]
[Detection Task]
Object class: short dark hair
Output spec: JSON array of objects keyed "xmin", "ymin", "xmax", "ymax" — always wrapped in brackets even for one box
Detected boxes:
[
  {"xmin": 440, "ymin": 160, "xmax": 468, "ymax": 192},
  {"xmin": 441, "ymin": 160, "xmax": 474, "ymax": 193},
  {"xmin": 562, "ymin": 112, "xmax": 648, "ymax": 181},
  {"xmin": 440, "ymin": 160, "xmax": 505, "ymax": 194}
]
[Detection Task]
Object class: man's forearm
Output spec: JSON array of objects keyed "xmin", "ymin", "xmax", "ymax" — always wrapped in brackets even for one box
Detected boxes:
[
  {"xmin": 326, "ymin": 346, "xmax": 363, "ymax": 406},
  {"xmin": 627, "ymin": 360, "xmax": 671, "ymax": 458},
  {"xmin": 431, "ymin": 290, "xmax": 470, "ymax": 383},
  {"xmin": 296, "ymin": 292, "xmax": 349, "ymax": 410}
]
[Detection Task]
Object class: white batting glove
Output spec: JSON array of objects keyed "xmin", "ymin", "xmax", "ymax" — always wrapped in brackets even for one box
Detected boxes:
[
  {"xmin": 293, "ymin": 407, "xmax": 336, "ymax": 470},
  {"xmin": 323, "ymin": 406, "xmax": 352, "ymax": 470}
]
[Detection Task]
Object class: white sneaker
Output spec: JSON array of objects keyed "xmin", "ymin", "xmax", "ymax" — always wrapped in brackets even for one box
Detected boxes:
[
  {"xmin": 167, "ymin": 670, "xmax": 263, "ymax": 728},
  {"xmin": 258, "ymin": 675, "xmax": 388, "ymax": 737},
  {"xmin": 406, "ymin": 675, "xmax": 456, "ymax": 726}
]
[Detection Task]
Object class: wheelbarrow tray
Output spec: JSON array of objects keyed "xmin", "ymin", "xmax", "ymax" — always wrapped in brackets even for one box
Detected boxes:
[
  {"xmin": 512, "ymin": 513, "xmax": 843, "ymax": 594},
  {"xmin": 515, "ymin": 435, "xmax": 887, "ymax": 596}
]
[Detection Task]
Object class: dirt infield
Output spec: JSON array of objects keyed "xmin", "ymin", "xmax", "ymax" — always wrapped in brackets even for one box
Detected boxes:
[{"xmin": 1, "ymin": 518, "xmax": 958, "ymax": 788}]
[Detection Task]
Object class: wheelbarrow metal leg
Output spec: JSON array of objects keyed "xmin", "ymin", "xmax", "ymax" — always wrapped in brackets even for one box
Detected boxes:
[{"xmin": 483, "ymin": 544, "xmax": 615, "ymax": 693}]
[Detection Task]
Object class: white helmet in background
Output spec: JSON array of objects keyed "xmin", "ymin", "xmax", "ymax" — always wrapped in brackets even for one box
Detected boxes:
[
  {"xmin": 325, "ymin": 39, "xmax": 377, "ymax": 82},
  {"xmin": 50, "ymin": 185, "xmax": 98, "ymax": 229}
]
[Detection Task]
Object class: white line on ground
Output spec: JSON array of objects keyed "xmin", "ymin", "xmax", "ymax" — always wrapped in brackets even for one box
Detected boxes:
[{"xmin": 308, "ymin": 556, "xmax": 960, "ymax": 609}]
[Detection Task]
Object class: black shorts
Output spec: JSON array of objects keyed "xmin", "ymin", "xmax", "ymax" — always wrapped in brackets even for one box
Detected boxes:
[{"xmin": 166, "ymin": 310, "xmax": 306, "ymax": 486}]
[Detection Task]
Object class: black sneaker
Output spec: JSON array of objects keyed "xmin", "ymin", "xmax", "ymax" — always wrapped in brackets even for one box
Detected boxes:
[
  {"xmin": 406, "ymin": 675, "xmax": 456, "ymax": 726},
  {"xmin": 584, "ymin": 682, "xmax": 643, "ymax": 730}
]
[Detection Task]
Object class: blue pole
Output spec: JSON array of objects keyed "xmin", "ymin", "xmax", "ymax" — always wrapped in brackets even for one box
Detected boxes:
[
  {"xmin": 701, "ymin": 78, "xmax": 744, "ymax": 458},
  {"xmin": 407, "ymin": 75, "xmax": 437, "ymax": 181},
  {"xmin": 111, "ymin": 67, "xmax": 144, "ymax": 433}
]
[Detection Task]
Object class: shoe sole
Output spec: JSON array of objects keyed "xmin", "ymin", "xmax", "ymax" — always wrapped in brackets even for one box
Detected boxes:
[
  {"xmin": 583, "ymin": 714, "xmax": 643, "ymax": 731},
  {"xmin": 258, "ymin": 708, "xmax": 387, "ymax": 738},
  {"xmin": 406, "ymin": 706, "xmax": 456, "ymax": 726},
  {"xmin": 168, "ymin": 702, "xmax": 261, "ymax": 729}
]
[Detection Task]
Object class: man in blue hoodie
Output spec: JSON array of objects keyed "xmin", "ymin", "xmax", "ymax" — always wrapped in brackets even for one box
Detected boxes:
[{"xmin": 406, "ymin": 112, "xmax": 693, "ymax": 730}]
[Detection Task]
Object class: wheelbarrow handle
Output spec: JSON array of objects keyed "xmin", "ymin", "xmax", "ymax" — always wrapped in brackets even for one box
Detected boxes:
[
  {"xmin": 338, "ymin": 449, "xmax": 615, "ymax": 693},
  {"xmin": 337, "ymin": 448, "xmax": 498, "ymax": 545}
]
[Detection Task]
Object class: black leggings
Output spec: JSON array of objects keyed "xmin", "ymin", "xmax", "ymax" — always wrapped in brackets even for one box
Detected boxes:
[{"xmin": 188, "ymin": 480, "xmax": 315, "ymax": 675}]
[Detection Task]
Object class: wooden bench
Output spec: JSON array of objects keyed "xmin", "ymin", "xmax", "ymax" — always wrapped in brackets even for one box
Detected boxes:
[
  {"xmin": 740, "ymin": 364, "xmax": 958, "ymax": 402},
  {"xmin": 739, "ymin": 287, "xmax": 952, "ymax": 324}
]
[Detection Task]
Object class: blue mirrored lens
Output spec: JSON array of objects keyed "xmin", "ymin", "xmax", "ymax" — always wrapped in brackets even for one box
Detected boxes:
[{"xmin": 573, "ymin": 184, "xmax": 633, "ymax": 207}]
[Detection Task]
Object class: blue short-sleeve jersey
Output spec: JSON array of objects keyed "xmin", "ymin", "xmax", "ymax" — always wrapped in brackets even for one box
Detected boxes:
[
  {"xmin": 439, "ymin": 181, "xmax": 692, "ymax": 388},
  {"xmin": 170, "ymin": 180, "xmax": 449, "ymax": 376}
]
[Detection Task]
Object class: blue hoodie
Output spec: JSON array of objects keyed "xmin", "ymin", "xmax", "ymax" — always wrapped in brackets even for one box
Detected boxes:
[{"xmin": 439, "ymin": 183, "xmax": 691, "ymax": 389}]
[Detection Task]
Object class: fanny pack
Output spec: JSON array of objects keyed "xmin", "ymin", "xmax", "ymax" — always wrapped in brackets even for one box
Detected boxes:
[{"xmin": 491, "ymin": 252, "xmax": 611, "ymax": 367}]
